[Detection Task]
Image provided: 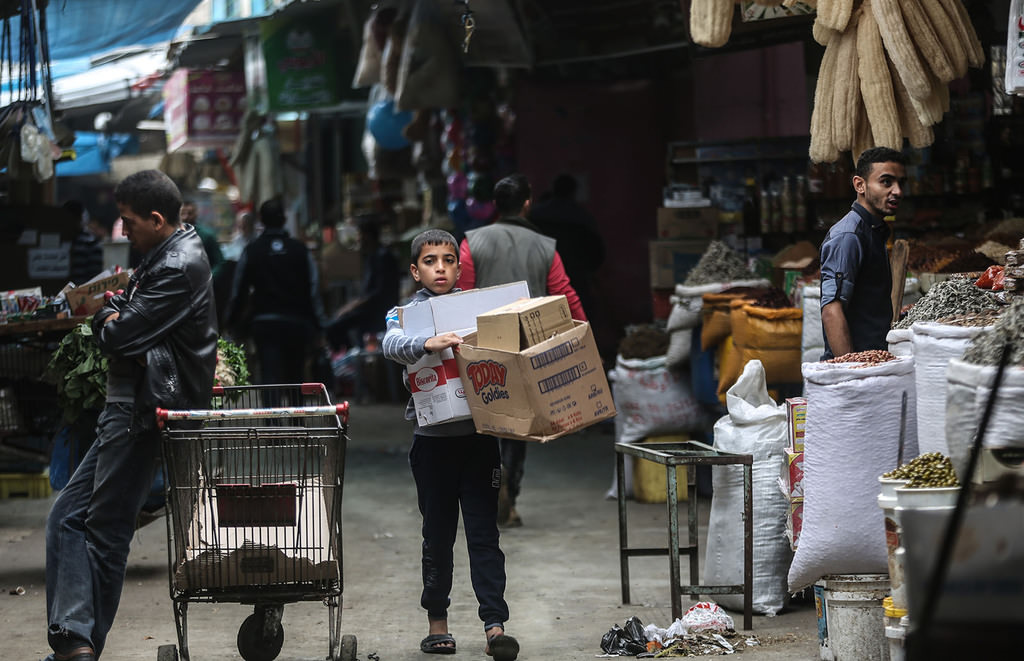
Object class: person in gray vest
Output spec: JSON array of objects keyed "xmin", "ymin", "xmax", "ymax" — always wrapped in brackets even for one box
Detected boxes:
[{"xmin": 456, "ymin": 173, "xmax": 586, "ymax": 527}]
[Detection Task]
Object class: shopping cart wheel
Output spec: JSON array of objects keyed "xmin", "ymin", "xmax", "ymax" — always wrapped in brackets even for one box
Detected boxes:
[
  {"xmin": 237, "ymin": 606, "xmax": 285, "ymax": 661},
  {"xmin": 156, "ymin": 644, "xmax": 178, "ymax": 661},
  {"xmin": 338, "ymin": 634, "xmax": 357, "ymax": 661}
]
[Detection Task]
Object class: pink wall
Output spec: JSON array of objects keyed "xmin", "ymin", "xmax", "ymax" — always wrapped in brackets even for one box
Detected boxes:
[
  {"xmin": 515, "ymin": 79, "xmax": 669, "ymax": 357},
  {"xmin": 691, "ymin": 42, "xmax": 810, "ymax": 141}
]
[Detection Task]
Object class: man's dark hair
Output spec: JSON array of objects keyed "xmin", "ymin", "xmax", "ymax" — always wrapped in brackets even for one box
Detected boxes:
[
  {"xmin": 552, "ymin": 174, "xmax": 577, "ymax": 198},
  {"xmin": 114, "ymin": 170, "xmax": 182, "ymax": 226},
  {"xmin": 494, "ymin": 173, "xmax": 531, "ymax": 216},
  {"xmin": 62, "ymin": 200, "xmax": 85, "ymax": 219},
  {"xmin": 410, "ymin": 229, "xmax": 458, "ymax": 264},
  {"xmin": 855, "ymin": 147, "xmax": 907, "ymax": 180},
  {"xmin": 259, "ymin": 198, "xmax": 287, "ymax": 229}
]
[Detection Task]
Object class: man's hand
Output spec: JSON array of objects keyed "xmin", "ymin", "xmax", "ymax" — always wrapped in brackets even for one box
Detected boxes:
[
  {"xmin": 103, "ymin": 312, "xmax": 120, "ymax": 324},
  {"xmin": 425, "ymin": 332, "xmax": 463, "ymax": 353}
]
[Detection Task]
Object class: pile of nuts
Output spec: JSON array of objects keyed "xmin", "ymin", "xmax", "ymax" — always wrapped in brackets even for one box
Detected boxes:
[
  {"xmin": 883, "ymin": 452, "xmax": 960, "ymax": 488},
  {"xmin": 824, "ymin": 349, "xmax": 897, "ymax": 364}
]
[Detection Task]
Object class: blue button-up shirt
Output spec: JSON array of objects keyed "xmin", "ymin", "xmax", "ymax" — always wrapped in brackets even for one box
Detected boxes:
[{"xmin": 819, "ymin": 203, "xmax": 893, "ymax": 360}]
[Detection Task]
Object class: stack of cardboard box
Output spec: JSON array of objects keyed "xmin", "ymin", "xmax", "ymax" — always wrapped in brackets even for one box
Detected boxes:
[
  {"xmin": 649, "ymin": 207, "xmax": 718, "ymax": 319},
  {"xmin": 782, "ymin": 397, "xmax": 806, "ymax": 550},
  {"xmin": 456, "ymin": 296, "xmax": 616, "ymax": 442}
]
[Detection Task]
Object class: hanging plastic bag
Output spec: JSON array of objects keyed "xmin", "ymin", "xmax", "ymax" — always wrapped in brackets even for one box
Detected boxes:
[{"xmin": 395, "ymin": 0, "xmax": 460, "ymax": 111}]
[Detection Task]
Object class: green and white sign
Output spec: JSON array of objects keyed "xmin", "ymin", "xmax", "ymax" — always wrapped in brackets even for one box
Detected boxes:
[{"xmin": 261, "ymin": 14, "xmax": 339, "ymax": 111}]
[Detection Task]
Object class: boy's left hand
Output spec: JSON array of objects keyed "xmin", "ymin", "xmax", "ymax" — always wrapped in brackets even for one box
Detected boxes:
[{"xmin": 425, "ymin": 332, "xmax": 463, "ymax": 353}]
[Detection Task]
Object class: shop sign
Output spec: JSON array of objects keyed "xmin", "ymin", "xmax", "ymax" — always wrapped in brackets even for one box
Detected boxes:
[
  {"xmin": 740, "ymin": 2, "xmax": 815, "ymax": 21},
  {"xmin": 164, "ymin": 69, "xmax": 247, "ymax": 153},
  {"xmin": 261, "ymin": 14, "xmax": 339, "ymax": 111}
]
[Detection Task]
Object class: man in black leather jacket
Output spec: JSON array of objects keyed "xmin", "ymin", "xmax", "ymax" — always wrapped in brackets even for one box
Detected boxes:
[{"xmin": 44, "ymin": 170, "xmax": 217, "ymax": 661}]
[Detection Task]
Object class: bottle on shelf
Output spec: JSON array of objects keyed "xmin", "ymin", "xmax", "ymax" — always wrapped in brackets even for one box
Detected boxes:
[
  {"xmin": 760, "ymin": 180, "xmax": 773, "ymax": 235},
  {"xmin": 781, "ymin": 176, "xmax": 795, "ymax": 234},
  {"xmin": 743, "ymin": 177, "xmax": 761, "ymax": 239},
  {"xmin": 794, "ymin": 175, "xmax": 807, "ymax": 232}
]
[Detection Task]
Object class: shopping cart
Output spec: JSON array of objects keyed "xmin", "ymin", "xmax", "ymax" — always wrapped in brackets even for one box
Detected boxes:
[{"xmin": 155, "ymin": 383, "xmax": 355, "ymax": 661}]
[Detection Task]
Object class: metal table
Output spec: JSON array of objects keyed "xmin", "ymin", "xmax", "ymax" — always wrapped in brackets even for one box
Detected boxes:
[{"xmin": 615, "ymin": 440, "xmax": 753, "ymax": 631}]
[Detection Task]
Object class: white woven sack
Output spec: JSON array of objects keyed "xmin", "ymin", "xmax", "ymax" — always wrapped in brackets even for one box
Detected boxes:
[
  {"xmin": 788, "ymin": 357, "xmax": 919, "ymax": 591},
  {"xmin": 945, "ymin": 358, "xmax": 1024, "ymax": 479},
  {"xmin": 911, "ymin": 322, "xmax": 992, "ymax": 457},
  {"xmin": 887, "ymin": 328, "xmax": 913, "ymax": 357},
  {"xmin": 705, "ymin": 360, "xmax": 792, "ymax": 615},
  {"xmin": 665, "ymin": 327, "xmax": 693, "ymax": 368},
  {"xmin": 609, "ymin": 355, "xmax": 703, "ymax": 443},
  {"xmin": 801, "ymin": 285, "xmax": 823, "ymax": 356}
]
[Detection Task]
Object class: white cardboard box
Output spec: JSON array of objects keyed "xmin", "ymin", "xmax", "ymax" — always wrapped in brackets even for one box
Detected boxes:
[{"xmin": 400, "ymin": 282, "xmax": 529, "ymax": 427}]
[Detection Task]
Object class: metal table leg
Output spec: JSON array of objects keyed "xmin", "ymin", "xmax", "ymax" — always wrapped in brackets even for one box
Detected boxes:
[
  {"xmin": 742, "ymin": 463, "xmax": 753, "ymax": 631},
  {"xmin": 687, "ymin": 465, "xmax": 699, "ymax": 600},
  {"xmin": 617, "ymin": 450, "xmax": 630, "ymax": 606},
  {"xmin": 666, "ymin": 461, "xmax": 682, "ymax": 622}
]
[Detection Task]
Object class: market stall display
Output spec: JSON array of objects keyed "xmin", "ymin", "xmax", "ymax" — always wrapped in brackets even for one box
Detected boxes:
[{"xmin": 894, "ymin": 276, "xmax": 1004, "ymax": 330}]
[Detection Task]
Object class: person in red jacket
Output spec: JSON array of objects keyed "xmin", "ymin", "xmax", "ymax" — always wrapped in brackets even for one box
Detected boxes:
[{"xmin": 456, "ymin": 173, "xmax": 586, "ymax": 527}]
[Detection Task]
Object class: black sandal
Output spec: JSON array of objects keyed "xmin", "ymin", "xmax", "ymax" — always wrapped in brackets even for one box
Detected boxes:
[
  {"xmin": 421, "ymin": 633, "xmax": 457, "ymax": 655},
  {"xmin": 486, "ymin": 632, "xmax": 519, "ymax": 661}
]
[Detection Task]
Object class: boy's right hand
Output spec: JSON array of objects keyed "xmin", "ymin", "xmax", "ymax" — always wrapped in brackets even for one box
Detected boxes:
[{"xmin": 425, "ymin": 332, "xmax": 463, "ymax": 354}]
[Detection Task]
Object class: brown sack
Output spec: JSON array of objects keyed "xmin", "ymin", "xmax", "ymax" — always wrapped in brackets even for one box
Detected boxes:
[{"xmin": 734, "ymin": 304, "xmax": 804, "ymax": 385}]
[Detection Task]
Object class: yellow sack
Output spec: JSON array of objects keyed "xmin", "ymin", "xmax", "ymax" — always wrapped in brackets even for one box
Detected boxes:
[
  {"xmin": 701, "ymin": 291, "xmax": 751, "ymax": 352},
  {"xmin": 734, "ymin": 304, "xmax": 803, "ymax": 385}
]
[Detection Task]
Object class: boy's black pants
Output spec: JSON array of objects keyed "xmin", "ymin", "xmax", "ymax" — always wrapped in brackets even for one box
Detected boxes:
[{"xmin": 410, "ymin": 432, "xmax": 509, "ymax": 629}]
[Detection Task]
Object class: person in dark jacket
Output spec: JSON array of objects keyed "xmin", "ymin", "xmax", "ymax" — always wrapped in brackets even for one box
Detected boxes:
[
  {"xmin": 225, "ymin": 197, "xmax": 325, "ymax": 385},
  {"xmin": 44, "ymin": 170, "xmax": 218, "ymax": 661}
]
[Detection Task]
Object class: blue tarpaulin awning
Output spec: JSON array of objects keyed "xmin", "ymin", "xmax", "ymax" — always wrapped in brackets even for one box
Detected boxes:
[{"xmin": 55, "ymin": 131, "xmax": 138, "ymax": 177}]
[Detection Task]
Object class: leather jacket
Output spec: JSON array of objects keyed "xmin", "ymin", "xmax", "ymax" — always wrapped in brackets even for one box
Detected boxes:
[{"xmin": 92, "ymin": 225, "xmax": 218, "ymax": 429}]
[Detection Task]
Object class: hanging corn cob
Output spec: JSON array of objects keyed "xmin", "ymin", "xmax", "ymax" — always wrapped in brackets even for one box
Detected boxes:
[
  {"xmin": 830, "ymin": 10, "xmax": 861, "ymax": 154},
  {"xmin": 690, "ymin": 0, "xmax": 735, "ymax": 48},
  {"xmin": 857, "ymin": 2, "xmax": 901, "ymax": 149},
  {"xmin": 809, "ymin": 0, "xmax": 985, "ymax": 162}
]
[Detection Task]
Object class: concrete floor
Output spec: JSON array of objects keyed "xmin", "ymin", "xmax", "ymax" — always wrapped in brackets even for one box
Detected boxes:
[{"xmin": 1, "ymin": 402, "xmax": 819, "ymax": 660}]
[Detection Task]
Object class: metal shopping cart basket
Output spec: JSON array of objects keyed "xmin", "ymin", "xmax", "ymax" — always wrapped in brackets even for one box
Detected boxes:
[{"xmin": 156, "ymin": 383, "xmax": 355, "ymax": 661}]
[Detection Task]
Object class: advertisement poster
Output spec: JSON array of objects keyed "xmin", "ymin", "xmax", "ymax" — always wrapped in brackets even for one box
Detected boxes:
[
  {"xmin": 164, "ymin": 69, "xmax": 247, "ymax": 152},
  {"xmin": 261, "ymin": 14, "xmax": 339, "ymax": 111}
]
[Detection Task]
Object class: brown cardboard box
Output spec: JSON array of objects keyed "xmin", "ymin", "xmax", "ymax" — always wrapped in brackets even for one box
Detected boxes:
[
  {"xmin": 455, "ymin": 321, "xmax": 615, "ymax": 442},
  {"xmin": 476, "ymin": 295, "xmax": 574, "ymax": 352},
  {"xmin": 649, "ymin": 239, "xmax": 711, "ymax": 288},
  {"xmin": 656, "ymin": 207, "xmax": 718, "ymax": 240},
  {"xmin": 61, "ymin": 271, "xmax": 133, "ymax": 317}
]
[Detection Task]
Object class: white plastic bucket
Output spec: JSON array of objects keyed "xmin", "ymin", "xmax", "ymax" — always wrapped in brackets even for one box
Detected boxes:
[
  {"xmin": 877, "ymin": 478, "xmax": 910, "ymax": 609},
  {"xmin": 894, "ymin": 486, "xmax": 959, "ymax": 509},
  {"xmin": 815, "ymin": 574, "xmax": 891, "ymax": 661},
  {"xmin": 885, "ymin": 624, "xmax": 906, "ymax": 661}
]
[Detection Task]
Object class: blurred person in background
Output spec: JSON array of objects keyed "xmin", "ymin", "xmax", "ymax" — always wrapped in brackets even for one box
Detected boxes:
[{"xmin": 225, "ymin": 197, "xmax": 326, "ymax": 385}]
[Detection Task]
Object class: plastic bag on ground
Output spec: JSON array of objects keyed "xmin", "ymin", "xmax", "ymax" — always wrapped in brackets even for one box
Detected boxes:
[
  {"xmin": 643, "ymin": 619, "xmax": 688, "ymax": 648},
  {"xmin": 599, "ymin": 615, "xmax": 647, "ymax": 656},
  {"xmin": 705, "ymin": 360, "xmax": 792, "ymax": 616},
  {"xmin": 681, "ymin": 601, "xmax": 735, "ymax": 633}
]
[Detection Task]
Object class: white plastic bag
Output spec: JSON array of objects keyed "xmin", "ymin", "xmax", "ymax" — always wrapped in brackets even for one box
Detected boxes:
[
  {"xmin": 1006, "ymin": 0, "xmax": 1024, "ymax": 96},
  {"xmin": 681, "ymin": 601, "xmax": 735, "ymax": 633},
  {"xmin": 911, "ymin": 322, "xmax": 992, "ymax": 457},
  {"xmin": 705, "ymin": 360, "xmax": 792, "ymax": 616},
  {"xmin": 788, "ymin": 357, "xmax": 919, "ymax": 591},
  {"xmin": 801, "ymin": 284, "xmax": 824, "ymax": 363},
  {"xmin": 887, "ymin": 328, "xmax": 913, "ymax": 357},
  {"xmin": 945, "ymin": 358, "xmax": 1024, "ymax": 479},
  {"xmin": 609, "ymin": 355, "xmax": 704, "ymax": 442}
]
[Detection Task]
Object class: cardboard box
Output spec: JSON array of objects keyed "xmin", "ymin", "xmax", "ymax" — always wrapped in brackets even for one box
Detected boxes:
[
  {"xmin": 649, "ymin": 239, "xmax": 711, "ymax": 288},
  {"xmin": 656, "ymin": 206, "xmax": 719, "ymax": 240},
  {"xmin": 476, "ymin": 295, "xmax": 573, "ymax": 352},
  {"xmin": 786, "ymin": 397, "xmax": 807, "ymax": 452},
  {"xmin": 786, "ymin": 450, "xmax": 805, "ymax": 498},
  {"xmin": 399, "ymin": 282, "xmax": 530, "ymax": 427},
  {"xmin": 455, "ymin": 321, "xmax": 615, "ymax": 442},
  {"xmin": 787, "ymin": 497, "xmax": 804, "ymax": 550},
  {"xmin": 61, "ymin": 270, "xmax": 133, "ymax": 317}
]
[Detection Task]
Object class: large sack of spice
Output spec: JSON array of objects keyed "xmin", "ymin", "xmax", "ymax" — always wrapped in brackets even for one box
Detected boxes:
[
  {"xmin": 666, "ymin": 280, "xmax": 769, "ymax": 367},
  {"xmin": 719, "ymin": 304, "xmax": 802, "ymax": 398},
  {"xmin": 911, "ymin": 321, "xmax": 993, "ymax": 458},
  {"xmin": 801, "ymin": 285, "xmax": 824, "ymax": 364},
  {"xmin": 944, "ymin": 301, "xmax": 1024, "ymax": 477},
  {"xmin": 788, "ymin": 355, "xmax": 919, "ymax": 591},
  {"xmin": 705, "ymin": 360, "xmax": 792, "ymax": 615},
  {"xmin": 700, "ymin": 287, "xmax": 776, "ymax": 352}
]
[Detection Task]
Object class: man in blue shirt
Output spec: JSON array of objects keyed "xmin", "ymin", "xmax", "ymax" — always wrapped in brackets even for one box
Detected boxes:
[{"xmin": 819, "ymin": 147, "xmax": 908, "ymax": 360}]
